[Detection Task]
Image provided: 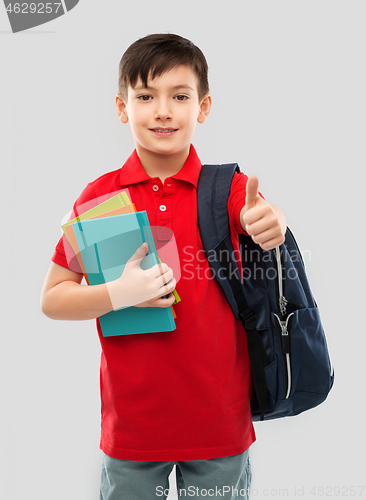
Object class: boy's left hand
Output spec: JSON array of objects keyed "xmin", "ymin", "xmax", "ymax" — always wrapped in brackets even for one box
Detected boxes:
[{"xmin": 240, "ymin": 176, "xmax": 286, "ymax": 251}]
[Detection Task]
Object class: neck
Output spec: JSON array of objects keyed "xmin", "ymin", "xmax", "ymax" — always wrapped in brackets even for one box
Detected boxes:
[{"xmin": 136, "ymin": 145, "xmax": 191, "ymax": 183}]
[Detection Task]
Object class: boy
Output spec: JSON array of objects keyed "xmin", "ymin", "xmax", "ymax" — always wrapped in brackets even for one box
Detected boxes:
[{"xmin": 41, "ymin": 34, "xmax": 286, "ymax": 499}]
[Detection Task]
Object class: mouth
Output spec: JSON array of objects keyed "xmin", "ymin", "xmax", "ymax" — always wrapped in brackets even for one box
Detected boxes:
[{"xmin": 150, "ymin": 128, "xmax": 178, "ymax": 137}]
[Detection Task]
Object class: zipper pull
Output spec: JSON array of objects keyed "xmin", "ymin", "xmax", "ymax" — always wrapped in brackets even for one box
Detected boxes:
[
  {"xmin": 279, "ymin": 296, "xmax": 288, "ymax": 316},
  {"xmin": 279, "ymin": 320, "xmax": 290, "ymax": 354},
  {"xmin": 274, "ymin": 313, "xmax": 294, "ymax": 354}
]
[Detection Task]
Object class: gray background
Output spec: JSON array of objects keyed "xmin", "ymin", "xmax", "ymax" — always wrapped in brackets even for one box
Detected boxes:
[{"xmin": 1, "ymin": 1, "xmax": 365, "ymax": 499}]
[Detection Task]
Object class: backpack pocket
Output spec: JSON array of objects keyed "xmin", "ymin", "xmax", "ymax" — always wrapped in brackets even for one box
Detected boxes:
[
  {"xmin": 274, "ymin": 307, "xmax": 333, "ymax": 407},
  {"xmin": 287, "ymin": 307, "xmax": 333, "ymax": 395}
]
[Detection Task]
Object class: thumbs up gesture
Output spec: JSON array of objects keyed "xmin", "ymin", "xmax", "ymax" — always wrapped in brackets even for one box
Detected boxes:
[{"xmin": 240, "ymin": 176, "xmax": 286, "ymax": 251}]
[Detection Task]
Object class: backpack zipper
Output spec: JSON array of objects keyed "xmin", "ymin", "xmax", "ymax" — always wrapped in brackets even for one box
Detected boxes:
[
  {"xmin": 274, "ymin": 247, "xmax": 287, "ymax": 315},
  {"xmin": 274, "ymin": 313, "xmax": 294, "ymax": 399},
  {"xmin": 274, "ymin": 246, "xmax": 304, "ymax": 315}
]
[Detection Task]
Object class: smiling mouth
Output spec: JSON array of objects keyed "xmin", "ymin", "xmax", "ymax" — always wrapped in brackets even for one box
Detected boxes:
[{"xmin": 150, "ymin": 128, "xmax": 178, "ymax": 133}]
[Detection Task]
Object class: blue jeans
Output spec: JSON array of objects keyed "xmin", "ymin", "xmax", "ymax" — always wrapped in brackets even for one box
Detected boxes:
[{"xmin": 100, "ymin": 449, "xmax": 252, "ymax": 499}]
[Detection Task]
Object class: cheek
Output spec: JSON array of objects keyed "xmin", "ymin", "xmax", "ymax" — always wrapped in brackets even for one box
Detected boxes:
[
  {"xmin": 184, "ymin": 111, "xmax": 199, "ymax": 132},
  {"xmin": 128, "ymin": 112, "xmax": 148, "ymax": 134},
  {"xmin": 127, "ymin": 104, "xmax": 148, "ymax": 123},
  {"xmin": 177, "ymin": 107, "xmax": 197, "ymax": 126}
]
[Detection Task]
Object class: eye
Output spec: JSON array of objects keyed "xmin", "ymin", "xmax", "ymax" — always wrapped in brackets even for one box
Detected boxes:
[
  {"xmin": 137, "ymin": 95, "xmax": 152, "ymax": 101},
  {"xmin": 174, "ymin": 95, "xmax": 189, "ymax": 101}
]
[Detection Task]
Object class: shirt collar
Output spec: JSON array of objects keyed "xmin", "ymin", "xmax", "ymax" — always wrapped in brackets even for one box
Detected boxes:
[{"xmin": 119, "ymin": 144, "xmax": 202, "ymax": 189}]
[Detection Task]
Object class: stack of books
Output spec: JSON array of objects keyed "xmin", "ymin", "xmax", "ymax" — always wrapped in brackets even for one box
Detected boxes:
[{"xmin": 62, "ymin": 190, "xmax": 180, "ymax": 337}]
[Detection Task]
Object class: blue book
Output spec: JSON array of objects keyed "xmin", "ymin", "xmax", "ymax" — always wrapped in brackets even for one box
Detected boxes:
[{"xmin": 72, "ymin": 211, "xmax": 176, "ymax": 336}]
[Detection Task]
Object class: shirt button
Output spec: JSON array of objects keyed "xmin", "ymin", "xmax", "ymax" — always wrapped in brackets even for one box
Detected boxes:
[
  {"xmin": 152, "ymin": 185, "xmax": 159, "ymax": 192},
  {"xmin": 159, "ymin": 205, "xmax": 167, "ymax": 212}
]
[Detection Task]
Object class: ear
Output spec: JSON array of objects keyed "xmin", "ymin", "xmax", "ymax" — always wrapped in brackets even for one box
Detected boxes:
[
  {"xmin": 116, "ymin": 93, "xmax": 129, "ymax": 123},
  {"xmin": 197, "ymin": 94, "xmax": 212, "ymax": 124}
]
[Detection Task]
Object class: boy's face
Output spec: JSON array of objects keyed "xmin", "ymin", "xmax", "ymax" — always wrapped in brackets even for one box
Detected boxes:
[{"xmin": 116, "ymin": 65, "xmax": 211, "ymax": 160}]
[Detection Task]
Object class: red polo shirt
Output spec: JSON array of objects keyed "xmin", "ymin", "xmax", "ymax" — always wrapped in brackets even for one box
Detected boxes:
[{"xmin": 52, "ymin": 144, "xmax": 256, "ymax": 461}]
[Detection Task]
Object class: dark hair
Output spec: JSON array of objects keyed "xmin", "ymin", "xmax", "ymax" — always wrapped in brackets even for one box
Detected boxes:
[{"xmin": 118, "ymin": 33, "xmax": 209, "ymax": 101}]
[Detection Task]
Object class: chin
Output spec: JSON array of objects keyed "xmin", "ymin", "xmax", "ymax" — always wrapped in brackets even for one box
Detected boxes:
[
  {"xmin": 150, "ymin": 144, "xmax": 188, "ymax": 156},
  {"xmin": 137, "ymin": 137, "xmax": 191, "ymax": 157}
]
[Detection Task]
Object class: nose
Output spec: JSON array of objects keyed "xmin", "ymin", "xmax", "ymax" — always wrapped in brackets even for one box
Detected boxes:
[{"xmin": 154, "ymin": 98, "xmax": 172, "ymax": 121}]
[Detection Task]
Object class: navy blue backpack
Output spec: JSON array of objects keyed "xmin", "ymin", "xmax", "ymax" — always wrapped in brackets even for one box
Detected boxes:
[{"xmin": 197, "ymin": 164, "xmax": 334, "ymax": 421}]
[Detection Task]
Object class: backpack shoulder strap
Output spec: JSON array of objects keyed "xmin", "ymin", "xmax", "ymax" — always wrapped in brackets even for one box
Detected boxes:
[
  {"xmin": 197, "ymin": 163, "xmax": 269, "ymax": 420},
  {"xmin": 197, "ymin": 164, "xmax": 244, "ymax": 319},
  {"xmin": 197, "ymin": 163, "xmax": 240, "ymax": 250}
]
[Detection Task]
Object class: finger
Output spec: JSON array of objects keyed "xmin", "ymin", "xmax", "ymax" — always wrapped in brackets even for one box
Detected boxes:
[
  {"xmin": 127, "ymin": 242, "xmax": 148, "ymax": 265},
  {"xmin": 150, "ymin": 262, "xmax": 169, "ymax": 279},
  {"xmin": 155, "ymin": 293, "xmax": 176, "ymax": 307},
  {"xmin": 251, "ymin": 226, "xmax": 282, "ymax": 246},
  {"xmin": 147, "ymin": 289, "xmax": 176, "ymax": 306},
  {"xmin": 258, "ymin": 234, "xmax": 285, "ymax": 251},
  {"xmin": 243, "ymin": 200, "xmax": 273, "ymax": 230},
  {"xmin": 134, "ymin": 293, "xmax": 176, "ymax": 308},
  {"xmin": 246, "ymin": 210, "xmax": 279, "ymax": 236},
  {"xmin": 164, "ymin": 277, "xmax": 176, "ymax": 294},
  {"xmin": 156, "ymin": 277, "xmax": 176, "ymax": 297},
  {"xmin": 148, "ymin": 268, "xmax": 175, "ymax": 296},
  {"xmin": 159, "ymin": 268, "xmax": 174, "ymax": 287},
  {"xmin": 245, "ymin": 176, "xmax": 259, "ymax": 209}
]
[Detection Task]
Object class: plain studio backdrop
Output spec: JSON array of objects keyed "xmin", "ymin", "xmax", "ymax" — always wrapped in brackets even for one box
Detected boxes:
[{"xmin": 1, "ymin": 1, "xmax": 365, "ymax": 499}]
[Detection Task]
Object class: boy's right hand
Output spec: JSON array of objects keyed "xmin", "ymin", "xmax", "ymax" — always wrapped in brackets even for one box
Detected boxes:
[{"xmin": 106, "ymin": 243, "xmax": 176, "ymax": 310}]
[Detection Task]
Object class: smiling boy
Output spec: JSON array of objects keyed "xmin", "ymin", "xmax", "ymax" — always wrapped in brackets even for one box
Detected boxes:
[{"xmin": 41, "ymin": 34, "xmax": 286, "ymax": 499}]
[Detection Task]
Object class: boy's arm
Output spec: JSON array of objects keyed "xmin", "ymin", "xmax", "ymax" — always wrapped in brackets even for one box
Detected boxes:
[
  {"xmin": 40, "ymin": 263, "xmax": 114, "ymax": 321},
  {"xmin": 40, "ymin": 243, "xmax": 176, "ymax": 321},
  {"xmin": 240, "ymin": 176, "xmax": 286, "ymax": 251}
]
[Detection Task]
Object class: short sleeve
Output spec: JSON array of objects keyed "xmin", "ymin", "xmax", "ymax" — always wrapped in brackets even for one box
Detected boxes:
[{"xmin": 228, "ymin": 171, "xmax": 265, "ymax": 234}]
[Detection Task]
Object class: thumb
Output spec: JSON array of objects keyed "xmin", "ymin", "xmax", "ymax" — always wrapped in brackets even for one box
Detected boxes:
[
  {"xmin": 245, "ymin": 176, "xmax": 259, "ymax": 209},
  {"xmin": 127, "ymin": 242, "xmax": 148, "ymax": 265}
]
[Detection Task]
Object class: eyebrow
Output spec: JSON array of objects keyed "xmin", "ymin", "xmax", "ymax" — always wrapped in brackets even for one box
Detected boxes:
[{"xmin": 133, "ymin": 84, "xmax": 194, "ymax": 91}]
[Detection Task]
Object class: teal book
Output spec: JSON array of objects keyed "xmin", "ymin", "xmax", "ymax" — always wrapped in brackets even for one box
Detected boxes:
[{"xmin": 72, "ymin": 211, "xmax": 176, "ymax": 336}]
